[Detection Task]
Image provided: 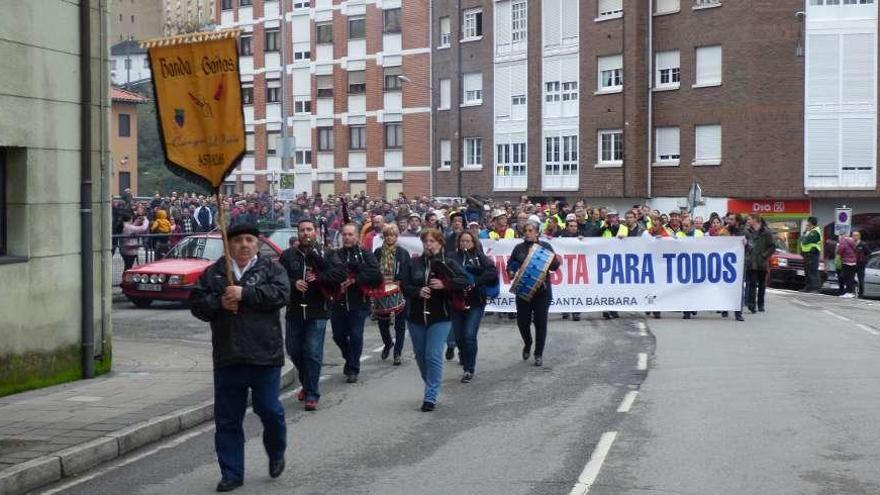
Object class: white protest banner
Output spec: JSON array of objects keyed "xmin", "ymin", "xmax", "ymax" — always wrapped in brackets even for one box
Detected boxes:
[{"xmin": 372, "ymin": 236, "xmax": 745, "ymax": 313}]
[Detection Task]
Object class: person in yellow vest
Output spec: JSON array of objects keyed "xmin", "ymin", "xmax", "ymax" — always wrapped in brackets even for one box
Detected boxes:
[
  {"xmin": 800, "ymin": 216, "xmax": 824, "ymax": 292},
  {"xmin": 488, "ymin": 210, "xmax": 516, "ymax": 240},
  {"xmin": 680, "ymin": 217, "xmax": 704, "ymax": 238},
  {"xmin": 543, "ymin": 203, "xmax": 564, "ymax": 233},
  {"xmin": 664, "ymin": 211, "xmax": 685, "ymax": 237},
  {"xmin": 600, "ymin": 211, "xmax": 629, "ymax": 239}
]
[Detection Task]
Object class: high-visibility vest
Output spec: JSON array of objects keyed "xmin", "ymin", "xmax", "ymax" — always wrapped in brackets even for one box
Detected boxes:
[
  {"xmin": 602, "ymin": 224, "xmax": 629, "ymax": 238},
  {"xmin": 489, "ymin": 228, "xmax": 516, "ymax": 240},
  {"xmin": 675, "ymin": 229, "xmax": 704, "ymax": 238},
  {"xmin": 800, "ymin": 226, "xmax": 823, "ymax": 253}
]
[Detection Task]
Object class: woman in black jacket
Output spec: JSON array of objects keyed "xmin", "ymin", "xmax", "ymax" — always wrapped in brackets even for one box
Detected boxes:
[
  {"xmin": 402, "ymin": 228, "xmax": 469, "ymax": 411},
  {"xmin": 451, "ymin": 231, "xmax": 499, "ymax": 383},
  {"xmin": 506, "ymin": 220, "xmax": 561, "ymax": 367},
  {"xmin": 373, "ymin": 223, "xmax": 411, "ymax": 365}
]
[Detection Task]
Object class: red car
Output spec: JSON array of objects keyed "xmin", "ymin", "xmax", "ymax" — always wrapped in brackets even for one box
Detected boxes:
[
  {"xmin": 768, "ymin": 239, "xmax": 827, "ymax": 289},
  {"xmin": 120, "ymin": 233, "xmax": 284, "ymax": 308}
]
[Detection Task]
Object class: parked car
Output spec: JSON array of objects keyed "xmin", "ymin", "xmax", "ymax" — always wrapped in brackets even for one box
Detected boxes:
[
  {"xmin": 768, "ymin": 240, "xmax": 827, "ymax": 289},
  {"xmin": 863, "ymin": 252, "xmax": 880, "ymax": 298},
  {"xmin": 120, "ymin": 233, "xmax": 283, "ymax": 308},
  {"xmin": 822, "ymin": 213, "xmax": 880, "ymax": 292}
]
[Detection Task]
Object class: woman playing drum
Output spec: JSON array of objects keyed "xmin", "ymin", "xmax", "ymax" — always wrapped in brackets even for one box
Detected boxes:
[
  {"xmin": 402, "ymin": 228, "xmax": 468, "ymax": 411},
  {"xmin": 506, "ymin": 220, "xmax": 561, "ymax": 367},
  {"xmin": 451, "ymin": 231, "xmax": 499, "ymax": 383},
  {"xmin": 373, "ymin": 223, "xmax": 411, "ymax": 365}
]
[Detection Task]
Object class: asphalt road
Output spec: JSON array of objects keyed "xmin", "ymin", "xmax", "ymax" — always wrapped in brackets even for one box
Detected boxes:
[
  {"xmin": 41, "ymin": 290, "xmax": 880, "ymax": 495},
  {"xmin": 45, "ymin": 303, "xmax": 650, "ymax": 495}
]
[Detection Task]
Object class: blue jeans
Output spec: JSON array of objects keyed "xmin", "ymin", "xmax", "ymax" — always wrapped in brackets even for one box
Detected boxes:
[
  {"xmin": 451, "ymin": 306, "xmax": 484, "ymax": 374},
  {"xmin": 330, "ymin": 307, "xmax": 369, "ymax": 376},
  {"xmin": 285, "ymin": 313, "xmax": 327, "ymax": 401},
  {"xmin": 214, "ymin": 365, "xmax": 286, "ymax": 483},
  {"xmin": 408, "ymin": 320, "xmax": 451, "ymax": 404}
]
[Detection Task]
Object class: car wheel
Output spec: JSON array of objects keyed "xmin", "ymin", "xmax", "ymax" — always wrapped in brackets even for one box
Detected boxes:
[{"xmin": 129, "ymin": 297, "xmax": 153, "ymax": 308}]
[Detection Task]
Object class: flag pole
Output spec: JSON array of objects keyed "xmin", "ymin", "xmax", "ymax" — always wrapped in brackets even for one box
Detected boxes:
[{"xmin": 215, "ymin": 190, "xmax": 234, "ymax": 285}]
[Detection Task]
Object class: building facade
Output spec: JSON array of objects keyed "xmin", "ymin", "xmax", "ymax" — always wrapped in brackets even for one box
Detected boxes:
[
  {"xmin": 1, "ymin": 1, "xmax": 112, "ymax": 395},
  {"xmin": 111, "ymin": 87, "xmax": 148, "ymax": 196},
  {"xmin": 111, "ymin": 0, "xmax": 164, "ymax": 43},
  {"xmin": 110, "ymin": 40, "xmax": 152, "ymax": 86},
  {"xmin": 431, "ymin": 0, "xmax": 880, "ymax": 225},
  {"xmin": 164, "ymin": 0, "xmax": 217, "ymax": 34},
  {"xmin": 215, "ymin": 0, "xmax": 431, "ymax": 199}
]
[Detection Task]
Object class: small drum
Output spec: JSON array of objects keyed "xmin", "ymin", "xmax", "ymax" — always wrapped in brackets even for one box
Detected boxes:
[
  {"xmin": 371, "ymin": 282, "xmax": 405, "ymax": 319},
  {"xmin": 509, "ymin": 246, "xmax": 555, "ymax": 302}
]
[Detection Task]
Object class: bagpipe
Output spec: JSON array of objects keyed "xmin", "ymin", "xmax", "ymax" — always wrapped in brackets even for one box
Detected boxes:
[
  {"xmin": 509, "ymin": 244, "xmax": 556, "ymax": 302},
  {"xmin": 428, "ymin": 256, "xmax": 471, "ymax": 312}
]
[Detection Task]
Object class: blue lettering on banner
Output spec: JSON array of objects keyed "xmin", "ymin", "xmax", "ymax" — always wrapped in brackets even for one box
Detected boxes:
[
  {"xmin": 597, "ymin": 254, "xmax": 655, "ymax": 284},
  {"xmin": 722, "ymin": 253, "xmax": 737, "ymax": 283},
  {"xmin": 663, "ymin": 252, "xmax": 738, "ymax": 284}
]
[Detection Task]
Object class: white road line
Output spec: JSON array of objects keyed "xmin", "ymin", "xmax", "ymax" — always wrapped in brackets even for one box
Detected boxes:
[
  {"xmin": 856, "ymin": 323, "xmax": 880, "ymax": 336},
  {"xmin": 616, "ymin": 391, "xmax": 638, "ymax": 413},
  {"xmin": 569, "ymin": 431, "xmax": 619, "ymax": 495},
  {"xmin": 790, "ymin": 299, "xmax": 812, "ymax": 308},
  {"xmin": 821, "ymin": 310, "xmax": 879, "ymax": 336},
  {"xmin": 359, "ymin": 355, "xmax": 371, "ymax": 362},
  {"xmin": 823, "ymin": 309, "xmax": 851, "ymax": 322},
  {"xmin": 371, "ymin": 345, "xmax": 386, "ymax": 353},
  {"xmin": 637, "ymin": 353, "xmax": 648, "ymax": 371}
]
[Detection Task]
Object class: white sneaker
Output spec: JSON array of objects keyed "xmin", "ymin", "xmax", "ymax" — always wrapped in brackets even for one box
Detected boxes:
[{"xmin": 840, "ymin": 293, "xmax": 855, "ymax": 298}]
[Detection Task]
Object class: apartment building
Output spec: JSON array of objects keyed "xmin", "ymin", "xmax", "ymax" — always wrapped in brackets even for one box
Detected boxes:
[
  {"xmin": 111, "ymin": 0, "xmax": 164, "ymax": 42},
  {"xmin": 216, "ymin": 0, "xmax": 431, "ymax": 199},
  {"xmin": 164, "ymin": 0, "xmax": 217, "ymax": 34},
  {"xmin": 432, "ymin": 0, "xmax": 880, "ymax": 224}
]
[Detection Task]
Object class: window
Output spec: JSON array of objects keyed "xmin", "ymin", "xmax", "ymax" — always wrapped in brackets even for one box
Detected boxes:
[
  {"xmin": 240, "ymin": 0, "xmax": 253, "ymax": 5},
  {"xmin": 294, "ymin": 47, "xmax": 310, "ymax": 61},
  {"xmin": 222, "ymin": 0, "xmax": 232, "ymax": 10},
  {"xmin": 348, "ymin": 70, "xmax": 366, "ymax": 94},
  {"xmin": 385, "ymin": 123, "xmax": 403, "ymax": 148},
  {"xmin": 239, "ymin": 35, "xmax": 253, "ymax": 56},
  {"xmin": 440, "ymin": 139, "xmax": 452, "ymax": 168},
  {"xmin": 245, "ymin": 132, "xmax": 255, "ymax": 155},
  {"xmin": 655, "ymin": 50, "xmax": 680, "ymax": 89},
  {"xmin": 384, "ymin": 8, "xmax": 401, "ymax": 33},
  {"xmin": 462, "ymin": 72, "xmax": 482, "ymax": 105},
  {"xmin": 544, "ymin": 135, "xmax": 579, "ymax": 182},
  {"xmin": 598, "ymin": 54, "xmax": 623, "ymax": 91},
  {"xmin": 241, "ymin": 84, "xmax": 254, "ymax": 105},
  {"xmin": 0, "ymin": 150, "xmax": 6, "ymax": 257},
  {"xmin": 267, "ymin": 79, "xmax": 281, "ymax": 103},
  {"xmin": 656, "ymin": 0, "xmax": 679, "ymax": 13},
  {"xmin": 111, "ymin": 59, "xmax": 117, "ymax": 70},
  {"xmin": 598, "ymin": 0, "xmax": 623, "ymax": 18},
  {"xmin": 267, "ymin": 131, "xmax": 280, "ymax": 156},
  {"xmin": 349, "ymin": 16, "xmax": 366, "ymax": 40},
  {"xmin": 294, "ymin": 1, "xmax": 310, "ymax": 8},
  {"xmin": 464, "ymin": 137, "xmax": 483, "ymax": 167},
  {"xmin": 463, "ymin": 9, "xmax": 483, "ymax": 39},
  {"xmin": 384, "ymin": 66, "xmax": 402, "ymax": 91},
  {"xmin": 694, "ymin": 124, "xmax": 722, "ymax": 164},
  {"xmin": 318, "ymin": 127, "xmax": 334, "ymax": 151},
  {"xmin": 349, "ymin": 126, "xmax": 366, "ymax": 150},
  {"xmin": 439, "ymin": 17, "xmax": 451, "ymax": 47},
  {"xmin": 545, "ymin": 81, "xmax": 561, "ymax": 102},
  {"xmin": 316, "ymin": 75, "xmax": 333, "ymax": 98},
  {"xmin": 695, "ymin": 45, "xmax": 722, "ymax": 86},
  {"xmin": 295, "ymin": 150, "xmax": 312, "ymax": 165},
  {"xmin": 316, "ymin": 23, "xmax": 333, "ymax": 44},
  {"xmin": 496, "ymin": 142, "xmax": 527, "ymax": 177},
  {"xmin": 511, "ymin": 2, "xmax": 527, "ymax": 42},
  {"xmin": 131, "ymin": 15, "xmax": 135, "ymax": 22},
  {"xmin": 562, "ymin": 81, "xmax": 578, "ymax": 101},
  {"xmin": 598, "ymin": 129, "xmax": 623, "ymax": 165},
  {"xmin": 512, "ymin": 95, "xmax": 526, "ymax": 106},
  {"xmin": 118, "ymin": 113, "xmax": 131, "ymax": 137},
  {"xmin": 655, "ymin": 127, "xmax": 680, "ymax": 163},
  {"xmin": 124, "ymin": 58, "xmax": 131, "ymax": 70},
  {"xmin": 439, "ymin": 78, "xmax": 451, "ymax": 109},
  {"xmin": 294, "ymin": 98, "xmax": 311, "ymax": 113},
  {"xmin": 265, "ymin": 28, "xmax": 280, "ymax": 52}
]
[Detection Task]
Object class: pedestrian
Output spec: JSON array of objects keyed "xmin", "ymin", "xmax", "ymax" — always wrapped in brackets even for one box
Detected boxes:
[
  {"xmin": 799, "ymin": 216, "xmax": 823, "ymax": 293},
  {"xmin": 279, "ymin": 219, "xmax": 347, "ymax": 411},
  {"xmin": 331, "ymin": 224, "xmax": 382, "ymax": 383},
  {"xmin": 745, "ymin": 214, "xmax": 775, "ymax": 313},
  {"xmin": 120, "ymin": 212, "xmax": 149, "ymax": 270},
  {"xmin": 451, "ymin": 231, "xmax": 499, "ymax": 383},
  {"xmin": 724, "ymin": 213, "xmax": 747, "ymax": 322},
  {"xmin": 194, "ymin": 199, "xmax": 214, "ymax": 232},
  {"xmin": 836, "ymin": 233, "xmax": 858, "ymax": 298},
  {"xmin": 402, "ymin": 228, "xmax": 468, "ymax": 411},
  {"xmin": 150, "ymin": 209, "xmax": 172, "ymax": 259},
  {"xmin": 853, "ymin": 230, "xmax": 872, "ymax": 298},
  {"xmin": 188, "ymin": 223, "xmax": 291, "ymax": 492},
  {"xmin": 374, "ymin": 223, "xmax": 411, "ymax": 365},
  {"xmin": 507, "ymin": 220, "xmax": 561, "ymax": 367}
]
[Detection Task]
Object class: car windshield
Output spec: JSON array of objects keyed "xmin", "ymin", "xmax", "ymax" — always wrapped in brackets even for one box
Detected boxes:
[
  {"xmin": 774, "ymin": 239, "xmax": 791, "ymax": 253},
  {"xmin": 166, "ymin": 237, "xmax": 224, "ymax": 260},
  {"xmin": 267, "ymin": 228, "xmax": 298, "ymax": 249}
]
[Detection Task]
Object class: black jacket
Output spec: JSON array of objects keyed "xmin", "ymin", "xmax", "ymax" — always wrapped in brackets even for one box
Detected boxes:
[
  {"xmin": 279, "ymin": 245, "xmax": 347, "ymax": 320},
  {"xmin": 403, "ymin": 251, "xmax": 469, "ymax": 326},
  {"xmin": 452, "ymin": 248, "xmax": 499, "ymax": 307},
  {"xmin": 506, "ymin": 240, "xmax": 561, "ymax": 298},
  {"xmin": 335, "ymin": 246, "xmax": 382, "ymax": 311},
  {"xmin": 189, "ymin": 255, "xmax": 290, "ymax": 369},
  {"xmin": 373, "ymin": 244, "xmax": 412, "ymax": 283}
]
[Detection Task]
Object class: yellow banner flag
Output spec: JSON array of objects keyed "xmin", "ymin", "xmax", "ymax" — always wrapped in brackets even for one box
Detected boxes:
[{"xmin": 144, "ymin": 30, "xmax": 244, "ymax": 190}]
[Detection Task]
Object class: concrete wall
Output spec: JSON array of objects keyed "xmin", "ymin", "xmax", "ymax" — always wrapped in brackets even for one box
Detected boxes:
[{"xmin": 0, "ymin": 0, "xmax": 112, "ymax": 396}]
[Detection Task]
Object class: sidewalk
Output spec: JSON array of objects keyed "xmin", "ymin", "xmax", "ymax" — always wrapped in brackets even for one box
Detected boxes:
[{"xmin": 0, "ymin": 338, "xmax": 294, "ymax": 495}]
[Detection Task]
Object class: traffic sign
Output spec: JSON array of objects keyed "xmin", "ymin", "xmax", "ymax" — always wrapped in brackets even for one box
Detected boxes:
[{"xmin": 835, "ymin": 207, "xmax": 852, "ymax": 236}]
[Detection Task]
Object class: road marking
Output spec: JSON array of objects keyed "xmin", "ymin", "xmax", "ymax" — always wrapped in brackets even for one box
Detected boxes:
[
  {"xmin": 855, "ymin": 323, "xmax": 880, "ymax": 336},
  {"xmin": 569, "ymin": 431, "xmax": 618, "ymax": 495},
  {"xmin": 790, "ymin": 298, "xmax": 812, "ymax": 308},
  {"xmin": 637, "ymin": 353, "xmax": 647, "ymax": 371},
  {"xmin": 821, "ymin": 310, "xmax": 879, "ymax": 336},
  {"xmin": 360, "ymin": 355, "xmax": 371, "ymax": 362},
  {"xmin": 635, "ymin": 321, "xmax": 648, "ymax": 337},
  {"xmin": 616, "ymin": 391, "xmax": 638, "ymax": 413},
  {"xmin": 823, "ymin": 309, "xmax": 851, "ymax": 322}
]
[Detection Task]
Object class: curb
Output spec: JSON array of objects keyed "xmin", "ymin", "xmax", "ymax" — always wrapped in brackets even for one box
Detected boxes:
[{"xmin": 0, "ymin": 367, "xmax": 296, "ymax": 495}]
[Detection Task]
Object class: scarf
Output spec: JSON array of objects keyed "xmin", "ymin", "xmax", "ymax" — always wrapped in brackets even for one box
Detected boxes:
[{"xmin": 381, "ymin": 244, "xmax": 396, "ymax": 281}]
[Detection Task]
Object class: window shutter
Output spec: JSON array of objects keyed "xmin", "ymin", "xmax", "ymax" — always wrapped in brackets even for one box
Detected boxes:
[
  {"xmin": 656, "ymin": 127, "xmax": 679, "ymax": 160},
  {"xmin": 842, "ymin": 118, "xmax": 874, "ymax": 170},
  {"xmin": 348, "ymin": 70, "xmax": 365, "ymax": 85},
  {"xmin": 440, "ymin": 140, "xmax": 452, "ymax": 166},
  {"xmin": 561, "ymin": 54, "xmax": 579, "ymax": 83},
  {"xmin": 543, "ymin": 0, "xmax": 561, "ymax": 47},
  {"xmin": 464, "ymin": 72, "xmax": 482, "ymax": 97},
  {"xmin": 806, "ymin": 119, "xmax": 840, "ymax": 176},
  {"xmin": 842, "ymin": 33, "xmax": 874, "ymax": 104},
  {"xmin": 440, "ymin": 79, "xmax": 451, "ymax": 109},
  {"xmin": 598, "ymin": 54, "xmax": 622, "ymax": 73},
  {"xmin": 440, "ymin": 17, "xmax": 451, "ymax": 38},
  {"xmin": 696, "ymin": 46, "xmax": 722, "ymax": 85},
  {"xmin": 495, "ymin": 0, "xmax": 511, "ymax": 51},
  {"xmin": 561, "ymin": 0, "xmax": 579, "ymax": 43},
  {"xmin": 656, "ymin": 50, "xmax": 679, "ymax": 71},
  {"xmin": 807, "ymin": 34, "xmax": 839, "ymax": 104},
  {"xmin": 598, "ymin": 0, "xmax": 622, "ymax": 15},
  {"xmin": 495, "ymin": 65, "xmax": 511, "ymax": 117},
  {"xmin": 695, "ymin": 125, "xmax": 721, "ymax": 161},
  {"xmin": 511, "ymin": 61, "xmax": 527, "ymax": 96},
  {"xmin": 656, "ymin": 0, "xmax": 679, "ymax": 13}
]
